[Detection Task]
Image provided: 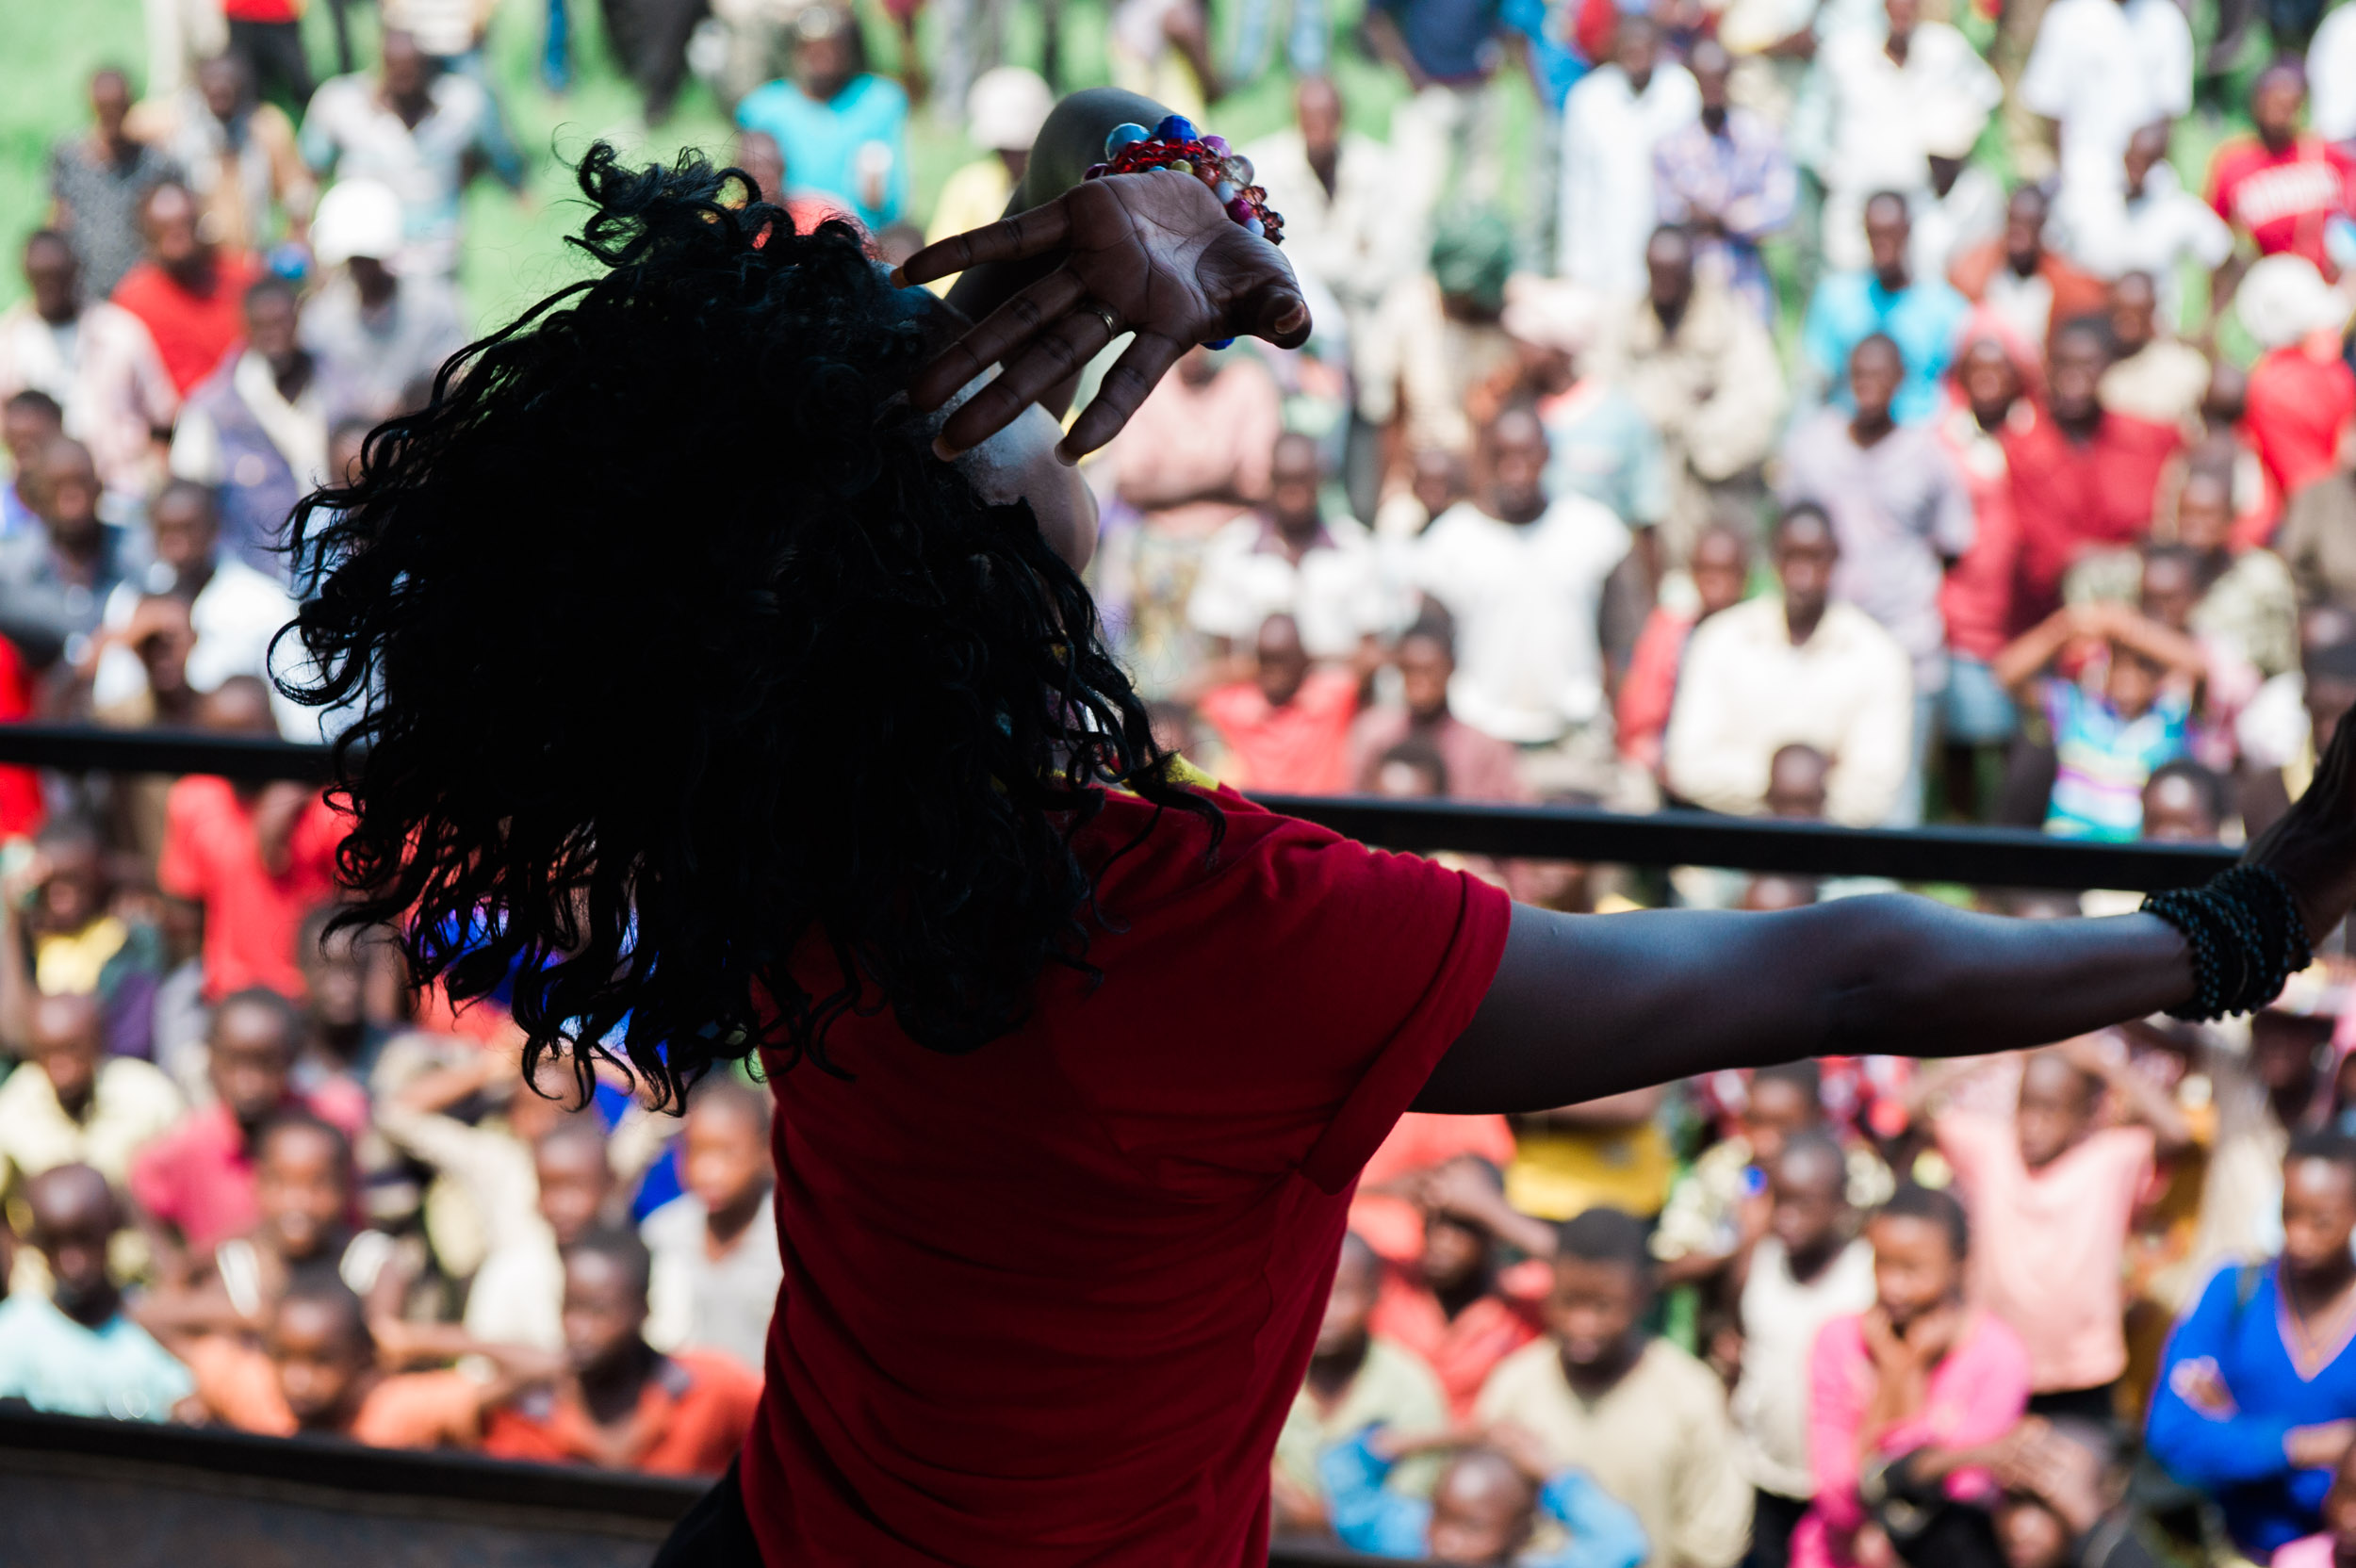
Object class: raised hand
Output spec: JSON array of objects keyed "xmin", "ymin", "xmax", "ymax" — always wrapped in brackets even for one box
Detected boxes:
[{"xmin": 896, "ymin": 172, "xmax": 1311, "ymax": 462}]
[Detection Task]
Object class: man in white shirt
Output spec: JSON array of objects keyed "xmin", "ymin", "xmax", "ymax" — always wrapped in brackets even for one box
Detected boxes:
[
  {"xmin": 2311, "ymin": 3, "xmax": 2356, "ymax": 142},
  {"xmin": 1665, "ymin": 501, "xmax": 1915, "ymax": 825},
  {"xmin": 0, "ymin": 232, "xmax": 176, "ymax": 507},
  {"xmin": 2057, "ymin": 120, "xmax": 2234, "ymax": 333},
  {"xmin": 1559, "ymin": 15, "xmax": 1700, "ymax": 296},
  {"xmin": 1188, "ymin": 432, "xmax": 1394, "ymax": 678},
  {"xmin": 166, "ymin": 275, "xmax": 327, "ymax": 580},
  {"xmin": 1411, "ymin": 406, "xmax": 1631, "ymax": 779},
  {"xmin": 2019, "ymin": 0, "xmax": 2193, "ymax": 213}
]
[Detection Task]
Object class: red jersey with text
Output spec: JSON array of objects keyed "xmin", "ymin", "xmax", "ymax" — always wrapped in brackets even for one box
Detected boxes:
[{"xmin": 2207, "ymin": 135, "xmax": 2356, "ymax": 276}]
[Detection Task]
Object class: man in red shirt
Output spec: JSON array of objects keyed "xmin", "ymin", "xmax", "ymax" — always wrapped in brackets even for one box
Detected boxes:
[
  {"xmin": 1197, "ymin": 612, "xmax": 1359, "ymax": 793},
  {"xmin": 2002, "ymin": 321, "xmax": 2182, "ymax": 627},
  {"xmin": 2248, "ymin": 321, "xmax": 2356, "ymax": 509},
  {"xmin": 2207, "ymin": 62, "xmax": 2356, "ymax": 282},
  {"xmin": 110, "ymin": 182, "xmax": 259, "ymax": 398}
]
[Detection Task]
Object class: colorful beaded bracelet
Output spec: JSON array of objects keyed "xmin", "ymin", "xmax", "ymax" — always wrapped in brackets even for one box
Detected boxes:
[{"xmin": 1083, "ymin": 115, "xmax": 1286, "ymax": 351}]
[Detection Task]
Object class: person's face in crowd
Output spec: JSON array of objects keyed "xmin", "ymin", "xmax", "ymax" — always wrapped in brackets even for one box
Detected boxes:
[
  {"xmin": 301, "ymin": 923, "xmax": 369, "ymax": 1035},
  {"xmin": 683, "ymin": 1098, "xmax": 770, "ymax": 1217},
  {"xmin": 2016, "ymin": 1050, "xmax": 2098, "ymax": 1169},
  {"xmin": 796, "ymin": 25, "xmax": 856, "ymax": 103},
  {"xmin": 137, "ymin": 596, "xmax": 197, "ymax": 703},
  {"xmin": 2004, "ymin": 188, "xmax": 2049, "ymax": 274},
  {"xmin": 2, "ymin": 401, "xmax": 61, "ymax": 475},
  {"xmin": 2203, "ymin": 362, "xmax": 2249, "ymax": 429},
  {"xmin": 563, "ymin": 1249, "xmax": 649, "ymax": 1376},
  {"xmin": 1398, "ymin": 633, "xmax": 1453, "ymax": 723},
  {"xmin": 1296, "ymin": 77, "xmax": 1342, "ymax": 163},
  {"xmin": 28, "ymin": 1167, "xmax": 118, "ymax": 1327},
  {"xmin": 1546, "ymin": 1254, "xmax": 1646, "ymax": 1371},
  {"xmin": 1764, "ymin": 745, "xmax": 1830, "ymax": 819},
  {"xmin": 2049, "ymin": 332, "xmax": 2107, "ymax": 426},
  {"xmin": 1848, "ymin": 338, "xmax": 1903, "ymax": 430},
  {"xmin": 379, "ymin": 28, "xmax": 430, "ymax": 102},
  {"xmin": 2108, "ymin": 273, "xmax": 2158, "ymax": 359},
  {"xmin": 1253, "ymin": 615, "xmax": 1311, "ymax": 709},
  {"xmin": 25, "ymin": 235, "xmax": 78, "ymax": 326},
  {"xmin": 330, "ymin": 424, "xmax": 370, "ymax": 488},
  {"xmin": 2104, "ymin": 644, "xmax": 2164, "ymax": 722},
  {"xmin": 1427, "ymin": 1452, "xmax": 1539, "ymax": 1565},
  {"xmin": 1691, "ymin": 41, "xmax": 1731, "ymax": 117},
  {"xmin": 1884, "ymin": 0, "xmax": 1920, "ymax": 41},
  {"xmin": 1613, "ymin": 16, "xmax": 1659, "ymax": 88},
  {"xmin": 255, "ymin": 1122, "xmax": 350, "ymax": 1263},
  {"xmin": 2253, "ymin": 70, "xmax": 2307, "ymax": 149},
  {"xmin": 90, "ymin": 70, "xmax": 131, "ymax": 142},
  {"xmin": 1268, "ymin": 434, "xmax": 1322, "ymax": 534},
  {"xmin": 199, "ymin": 677, "xmax": 279, "ymax": 735},
  {"xmin": 270, "ymin": 1297, "xmax": 369, "ymax": 1427},
  {"xmin": 1864, "ymin": 196, "xmax": 1912, "ymax": 287},
  {"xmin": 1420, "ymin": 1206, "xmax": 1489, "ymax": 1294},
  {"xmin": 1740, "ymin": 874, "xmax": 1816, "ymax": 911},
  {"xmin": 2253, "ymin": 1011, "xmax": 2328, "ymax": 1101},
  {"xmin": 1410, "ymin": 449, "xmax": 1467, "ymax": 520},
  {"xmin": 247, "ymin": 288, "xmax": 303, "ymax": 375},
  {"xmin": 1372, "ymin": 755, "xmax": 1445, "ymax": 797},
  {"xmin": 209, "ymin": 999, "xmax": 296, "ymax": 1134},
  {"xmin": 534, "ymin": 1128, "xmax": 615, "ymax": 1248},
  {"xmin": 1176, "ymin": 345, "xmax": 1219, "ymax": 389},
  {"xmin": 730, "ymin": 131, "xmax": 786, "ymax": 206},
  {"xmin": 2282, "ymin": 1154, "xmax": 2356, "ymax": 1283},
  {"xmin": 1995, "ymin": 1495, "xmax": 2074, "ymax": 1568},
  {"xmin": 2140, "ymin": 555, "xmax": 2199, "ymax": 631},
  {"xmin": 35, "ymin": 835, "xmax": 106, "ymax": 934},
  {"xmin": 2141, "ymin": 773, "xmax": 2220, "ymax": 842},
  {"xmin": 1315, "ymin": 1242, "xmax": 1378, "ymax": 1357},
  {"xmin": 2174, "ymin": 470, "xmax": 2234, "ymax": 555},
  {"xmin": 1691, "ymin": 527, "xmax": 1749, "ymax": 617},
  {"xmin": 347, "ymin": 254, "xmax": 398, "ymax": 308},
  {"xmin": 1774, "ymin": 514, "xmax": 1839, "ymax": 627},
  {"xmin": 1741, "ymin": 1073, "xmax": 1821, "ymax": 1166},
  {"xmin": 1868, "ymin": 1212, "xmax": 1961, "ymax": 1329},
  {"xmin": 1646, "ymin": 230, "xmax": 1694, "ymax": 319},
  {"xmin": 142, "ymin": 185, "xmax": 205, "ymax": 273},
  {"xmin": 152, "ymin": 484, "xmax": 220, "ymax": 577},
  {"xmin": 36, "ymin": 441, "xmax": 102, "ymax": 551},
  {"xmin": 2123, "ymin": 122, "xmax": 2170, "ymax": 200},
  {"xmin": 1770, "ymin": 1144, "xmax": 1851, "ymax": 1266},
  {"xmin": 1519, "ymin": 338, "xmax": 1579, "ymax": 399},
  {"xmin": 2308, "ymin": 664, "xmax": 2356, "ymax": 760},
  {"xmin": 198, "ymin": 55, "xmax": 247, "ymax": 124},
  {"xmin": 1480, "ymin": 408, "xmax": 1550, "ymax": 526},
  {"xmin": 29, "ymin": 993, "xmax": 103, "ymax": 1117},
  {"xmin": 1959, "ymin": 338, "xmax": 2021, "ymax": 428}
]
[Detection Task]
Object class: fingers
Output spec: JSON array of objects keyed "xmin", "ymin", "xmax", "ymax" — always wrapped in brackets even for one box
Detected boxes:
[
  {"xmin": 1252, "ymin": 284, "xmax": 1313, "ymax": 351},
  {"xmin": 908, "ymin": 269, "xmax": 1089, "ymax": 414},
  {"xmin": 1057, "ymin": 332, "xmax": 1186, "ymax": 463},
  {"xmin": 891, "ymin": 201, "xmax": 1075, "ymax": 289},
  {"xmin": 938, "ymin": 307, "xmax": 1127, "ymax": 456}
]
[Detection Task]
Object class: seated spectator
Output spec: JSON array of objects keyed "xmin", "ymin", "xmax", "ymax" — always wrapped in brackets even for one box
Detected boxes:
[
  {"xmin": 483, "ymin": 1227, "xmax": 762, "ymax": 1475},
  {"xmin": 1993, "ymin": 600, "xmax": 2207, "ymax": 840},
  {"xmin": 302, "ymin": 178, "xmax": 467, "ymax": 425},
  {"xmin": 292, "ymin": 906, "xmax": 390, "ymax": 1086},
  {"xmin": 643, "ymin": 1075, "xmax": 782, "ymax": 1372},
  {"xmin": 2167, "ymin": 468, "xmax": 2299, "ymax": 682},
  {"xmin": 129, "ymin": 988, "xmax": 367, "ymax": 1269},
  {"xmin": 2059, "ymin": 123, "xmax": 2233, "ymax": 337},
  {"xmin": 2098, "ymin": 271, "xmax": 2211, "ymax": 431},
  {"xmin": 1989, "ymin": 1417, "xmax": 2169, "ymax": 1568},
  {"xmin": 109, "ymin": 181, "xmax": 257, "ymax": 399},
  {"xmin": 1664, "ymin": 503, "xmax": 1915, "ymax": 826},
  {"xmin": 1615, "ymin": 524, "xmax": 1749, "ymax": 782},
  {"xmin": 2239, "ymin": 256, "xmax": 2356, "ymax": 514},
  {"xmin": 1476, "ymin": 1209, "xmax": 1754, "ymax": 1568},
  {"xmin": 2139, "ymin": 758, "xmax": 2228, "ymax": 841},
  {"xmin": 1920, "ymin": 1042, "xmax": 2189, "ymax": 1417},
  {"xmin": 0, "ymin": 387, "xmax": 63, "ymax": 538},
  {"xmin": 1370, "ymin": 1156, "xmax": 1559, "ymax": 1419},
  {"xmin": 1187, "ymin": 432, "xmax": 1388, "ymax": 680},
  {"xmin": 49, "ymin": 68, "xmax": 185, "ymax": 302},
  {"xmin": 0, "ymin": 992, "xmax": 180, "ymax": 1196},
  {"xmin": 0, "ymin": 434, "xmax": 146, "ymax": 676},
  {"xmin": 1351, "ymin": 1108, "xmax": 1522, "ymax": 1267},
  {"xmin": 1794, "ymin": 1184, "xmax": 2033, "ymax": 1568},
  {"xmin": 733, "ymin": 7, "xmax": 909, "ymax": 233},
  {"xmin": 0, "ymin": 229, "xmax": 175, "ymax": 503},
  {"xmin": 1350, "ymin": 609, "xmax": 1528, "ymax": 802},
  {"xmin": 1801, "ymin": 192, "xmax": 1971, "ymax": 426},
  {"xmin": 1197, "ymin": 613, "xmax": 1360, "ymax": 793},
  {"xmin": 0, "ymin": 1163, "xmax": 193, "ymax": 1420},
  {"xmin": 0, "ymin": 816, "xmax": 168, "ymax": 1059},
  {"xmin": 1556, "ymin": 15, "xmax": 1698, "ymax": 299},
  {"xmin": 168, "ymin": 274, "xmax": 326, "ymax": 579},
  {"xmin": 1731, "ymin": 1134, "xmax": 1878, "ymax": 1568},
  {"xmin": 1651, "ymin": 40, "xmax": 1795, "ymax": 325},
  {"xmin": 464, "ymin": 1113, "xmax": 621, "ymax": 1353},
  {"xmin": 2207, "ymin": 64, "xmax": 2356, "ymax": 284},
  {"xmin": 1323, "ymin": 1421, "xmax": 1652, "ymax": 1566},
  {"xmin": 1495, "ymin": 280, "xmax": 1667, "ymax": 535},
  {"xmin": 2148, "ymin": 1135, "xmax": 2356, "ymax": 1557},
  {"xmin": 1274, "ymin": 1231, "xmax": 1450, "ymax": 1532},
  {"xmin": 127, "ymin": 52, "xmax": 315, "ymax": 259},
  {"xmin": 1951, "ymin": 186, "xmax": 2109, "ymax": 351}
]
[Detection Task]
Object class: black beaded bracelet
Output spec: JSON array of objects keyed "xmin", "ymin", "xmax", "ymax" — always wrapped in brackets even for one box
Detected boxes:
[{"xmin": 2142, "ymin": 865, "xmax": 2314, "ymax": 1021}]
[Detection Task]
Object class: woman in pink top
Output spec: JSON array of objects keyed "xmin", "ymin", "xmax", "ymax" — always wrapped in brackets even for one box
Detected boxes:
[{"xmin": 1795, "ymin": 1184, "xmax": 2032, "ymax": 1568}]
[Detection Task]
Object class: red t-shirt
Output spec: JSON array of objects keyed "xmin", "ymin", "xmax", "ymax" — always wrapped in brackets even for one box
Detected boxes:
[
  {"xmin": 1368, "ymin": 1254, "xmax": 1549, "ymax": 1419},
  {"xmin": 483, "ymin": 1351, "xmax": 761, "ymax": 1476},
  {"xmin": 740, "ymin": 788, "xmax": 1513, "ymax": 1564},
  {"xmin": 1198, "ymin": 669, "xmax": 1360, "ymax": 794},
  {"xmin": 127, "ymin": 1087, "xmax": 369, "ymax": 1254},
  {"xmin": 2246, "ymin": 345, "xmax": 2356, "ymax": 510},
  {"xmin": 0, "ymin": 636, "xmax": 45, "ymax": 838},
  {"xmin": 156, "ymin": 776, "xmax": 343, "ymax": 1002},
  {"xmin": 110, "ymin": 253, "xmax": 259, "ymax": 397},
  {"xmin": 2207, "ymin": 135, "xmax": 2356, "ymax": 276},
  {"xmin": 2001, "ymin": 404, "xmax": 2183, "ymax": 627},
  {"xmin": 1349, "ymin": 1109, "xmax": 1519, "ymax": 1263},
  {"xmin": 1935, "ymin": 400, "xmax": 2024, "ymax": 662},
  {"xmin": 221, "ymin": 0, "xmax": 302, "ymax": 20},
  {"xmin": 1614, "ymin": 606, "xmax": 1696, "ymax": 773}
]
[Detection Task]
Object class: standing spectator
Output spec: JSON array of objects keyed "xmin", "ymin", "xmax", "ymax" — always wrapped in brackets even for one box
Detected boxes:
[
  {"xmin": 1475, "ymin": 1208, "xmax": 1755, "ymax": 1568},
  {"xmin": 1935, "ymin": 329, "xmax": 2034, "ymax": 816},
  {"xmin": 1805, "ymin": 0, "xmax": 2001, "ymax": 274},
  {"xmin": 0, "ymin": 231, "xmax": 177, "ymax": 504},
  {"xmin": 2018, "ymin": 0, "xmax": 2191, "ymax": 216},
  {"xmin": 1367, "ymin": 1156, "xmax": 1557, "ymax": 1419},
  {"xmin": 734, "ymin": 8, "xmax": 910, "ymax": 233},
  {"xmin": 2239, "ymin": 257, "xmax": 2356, "ymax": 512},
  {"xmin": 2314, "ymin": 3, "xmax": 2356, "ymax": 142},
  {"xmin": 0, "ymin": 390, "xmax": 64, "ymax": 539},
  {"xmin": 301, "ymin": 179, "xmax": 468, "ymax": 425},
  {"xmin": 643, "ymin": 1077, "xmax": 783, "ymax": 1373},
  {"xmin": 1665, "ymin": 504, "xmax": 1916, "ymax": 826},
  {"xmin": 923, "ymin": 68, "xmax": 1053, "ymax": 257},
  {"xmin": 1366, "ymin": 0, "xmax": 1511, "ymax": 210},
  {"xmin": 1322, "ymin": 1423, "xmax": 1653, "ymax": 1567},
  {"xmin": 1919, "ymin": 1043, "xmax": 2189, "ymax": 1416},
  {"xmin": 1779, "ymin": 334, "xmax": 1976, "ymax": 817},
  {"xmin": 221, "ymin": 0, "xmax": 314, "ymax": 110},
  {"xmin": 300, "ymin": 28, "xmax": 522, "ymax": 281},
  {"xmin": 2167, "ymin": 470, "xmax": 2299, "ymax": 682},
  {"xmin": 2148, "ymin": 1135, "xmax": 2356, "ymax": 1558},
  {"xmin": 1732, "ymin": 1134, "xmax": 1878, "ymax": 1568},
  {"xmin": 1358, "ymin": 213, "xmax": 1519, "ymax": 466},
  {"xmin": 1651, "ymin": 40, "xmax": 1796, "ymax": 324},
  {"xmin": 49, "ymin": 68, "xmax": 184, "ymax": 302},
  {"xmin": 169, "ymin": 275, "xmax": 326, "ymax": 579},
  {"xmin": 1498, "ymin": 280, "xmax": 1667, "ymax": 536},
  {"xmin": 1792, "ymin": 1184, "xmax": 2033, "ymax": 1568},
  {"xmin": 0, "ymin": 821, "xmax": 164, "ymax": 1063},
  {"xmin": 2098, "ymin": 271, "xmax": 2211, "ymax": 430},
  {"xmin": 128, "ymin": 53, "xmax": 316, "ymax": 259},
  {"xmin": 1801, "ymin": 193, "xmax": 1972, "ymax": 425},
  {"xmin": 1349, "ymin": 610, "xmax": 1528, "ymax": 802},
  {"xmin": 2208, "ymin": 64, "xmax": 2356, "ymax": 285},
  {"xmin": 1556, "ymin": 17, "xmax": 1699, "ymax": 298},
  {"xmin": 1616, "ymin": 524, "xmax": 1751, "ymax": 780},
  {"xmin": 1605, "ymin": 226, "xmax": 1786, "ymax": 567},
  {"xmin": 1949, "ymin": 186, "xmax": 2110, "ymax": 351},
  {"xmin": 0, "ymin": 1164, "xmax": 193, "ymax": 1421},
  {"xmin": 1197, "ymin": 613, "xmax": 1360, "ymax": 793},
  {"xmin": 1411, "ymin": 406, "xmax": 1631, "ymax": 787},
  {"xmin": 110, "ymin": 181, "xmax": 260, "ymax": 399},
  {"xmin": 1910, "ymin": 99, "xmax": 2006, "ymax": 287},
  {"xmin": 1187, "ymin": 432, "xmax": 1389, "ymax": 677},
  {"xmin": 0, "ymin": 435, "xmax": 147, "ymax": 674},
  {"xmin": 484, "ymin": 1227, "xmax": 762, "ymax": 1475},
  {"xmin": 0, "ymin": 993, "xmax": 181, "ymax": 1195},
  {"xmin": 2061, "ymin": 122, "xmax": 2234, "ymax": 335},
  {"xmin": 1995, "ymin": 600, "xmax": 2207, "ymax": 840}
]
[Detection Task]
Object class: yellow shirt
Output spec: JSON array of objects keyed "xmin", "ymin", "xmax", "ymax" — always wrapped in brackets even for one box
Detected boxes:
[
  {"xmin": 923, "ymin": 157, "xmax": 1018, "ymax": 297},
  {"xmin": 1506, "ymin": 1119, "xmax": 1677, "ymax": 1222}
]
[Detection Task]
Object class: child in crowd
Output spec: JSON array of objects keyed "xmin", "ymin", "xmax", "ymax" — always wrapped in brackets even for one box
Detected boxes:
[
  {"xmin": 0, "ymin": 1163, "xmax": 193, "ymax": 1421},
  {"xmin": 1477, "ymin": 1208, "xmax": 1754, "ymax": 1568},
  {"xmin": 1322, "ymin": 1420, "xmax": 1652, "ymax": 1567},
  {"xmin": 469, "ymin": 1116, "xmax": 624, "ymax": 1351},
  {"xmin": 0, "ymin": 989, "xmax": 181, "ymax": 1197},
  {"xmin": 1369, "ymin": 1155, "xmax": 1559, "ymax": 1419},
  {"xmin": 0, "ymin": 816, "xmax": 167, "ymax": 1058},
  {"xmin": 643, "ymin": 1074, "xmax": 784, "ymax": 1373}
]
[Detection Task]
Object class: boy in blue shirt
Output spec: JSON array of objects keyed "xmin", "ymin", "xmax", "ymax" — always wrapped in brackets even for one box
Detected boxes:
[
  {"xmin": 1321, "ymin": 1421, "xmax": 1651, "ymax": 1567},
  {"xmin": 0, "ymin": 1163, "xmax": 193, "ymax": 1420}
]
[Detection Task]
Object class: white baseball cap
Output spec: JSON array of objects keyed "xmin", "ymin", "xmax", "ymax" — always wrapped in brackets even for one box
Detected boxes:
[
  {"xmin": 311, "ymin": 179, "xmax": 406, "ymax": 270},
  {"xmin": 968, "ymin": 67, "xmax": 1054, "ymax": 154}
]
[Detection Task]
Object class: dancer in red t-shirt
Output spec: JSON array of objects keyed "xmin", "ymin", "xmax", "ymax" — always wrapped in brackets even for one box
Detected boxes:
[{"xmin": 279, "ymin": 89, "xmax": 2356, "ymax": 1567}]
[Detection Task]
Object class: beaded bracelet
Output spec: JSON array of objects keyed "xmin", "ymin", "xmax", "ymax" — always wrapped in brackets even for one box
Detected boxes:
[
  {"xmin": 2141, "ymin": 864, "xmax": 2315, "ymax": 1021},
  {"xmin": 1084, "ymin": 114, "xmax": 1287, "ymax": 351}
]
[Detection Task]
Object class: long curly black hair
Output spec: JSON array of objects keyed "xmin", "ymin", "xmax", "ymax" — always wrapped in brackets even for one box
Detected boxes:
[{"xmin": 283, "ymin": 144, "xmax": 1219, "ymax": 1109}]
